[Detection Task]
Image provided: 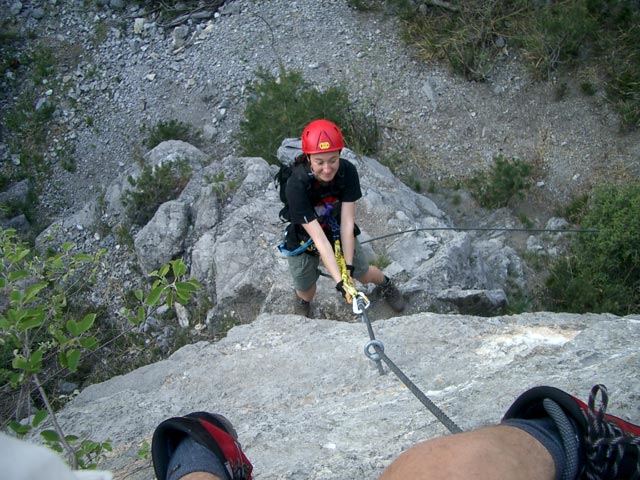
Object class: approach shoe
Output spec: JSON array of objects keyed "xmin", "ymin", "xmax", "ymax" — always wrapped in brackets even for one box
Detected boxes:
[
  {"xmin": 379, "ymin": 278, "xmax": 405, "ymax": 312},
  {"xmin": 502, "ymin": 384, "xmax": 640, "ymax": 480},
  {"xmin": 293, "ymin": 294, "xmax": 311, "ymax": 318},
  {"xmin": 152, "ymin": 411, "xmax": 253, "ymax": 480}
]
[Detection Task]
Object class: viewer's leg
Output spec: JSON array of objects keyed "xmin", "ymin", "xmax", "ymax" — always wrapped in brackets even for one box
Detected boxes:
[
  {"xmin": 179, "ymin": 474, "xmax": 221, "ymax": 480},
  {"xmin": 379, "ymin": 425, "xmax": 555, "ymax": 480}
]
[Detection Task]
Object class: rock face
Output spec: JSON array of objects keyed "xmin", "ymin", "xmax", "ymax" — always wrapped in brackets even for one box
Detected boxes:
[
  {"xmin": 51, "ymin": 311, "xmax": 639, "ymax": 479},
  {"xmin": 37, "ymin": 139, "xmax": 531, "ymax": 329}
]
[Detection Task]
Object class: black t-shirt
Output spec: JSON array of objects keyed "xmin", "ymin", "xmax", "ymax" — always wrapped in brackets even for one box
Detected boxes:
[{"xmin": 285, "ymin": 158, "xmax": 362, "ymax": 247}]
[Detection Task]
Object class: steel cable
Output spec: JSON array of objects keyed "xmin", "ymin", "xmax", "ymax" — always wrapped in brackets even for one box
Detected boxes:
[
  {"xmin": 360, "ymin": 226, "xmax": 598, "ymax": 244},
  {"xmin": 357, "ymin": 298, "xmax": 463, "ymax": 434}
]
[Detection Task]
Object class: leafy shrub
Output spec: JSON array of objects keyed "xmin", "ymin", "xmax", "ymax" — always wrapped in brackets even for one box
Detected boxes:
[
  {"xmin": 207, "ymin": 171, "xmax": 238, "ymax": 203},
  {"xmin": 545, "ymin": 183, "xmax": 640, "ymax": 315},
  {"xmin": 556, "ymin": 193, "xmax": 590, "ymax": 225},
  {"xmin": 0, "ymin": 227, "xmax": 201, "ymax": 468},
  {"xmin": 29, "ymin": 45, "xmax": 57, "ymax": 84},
  {"xmin": 239, "ymin": 66, "xmax": 379, "ymax": 164},
  {"xmin": 518, "ymin": 1, "xmax": 597, "ymax": 78},
  {"xmin": 0, "ymin": 228, "xmax": 108, "ymax": 468},
  {"xmin": 144, "ymin": 119, "xmax": 200, "ymax": 150},
  {"xmin": 1, "ymin": 39, "xmax": 66, "ymax": 228},
  {"xmin": 370, "ymin": 253, "xmax": 391, "ymax": 270},
  {"xmin": 466, "ymin": 155, "xmax": 533, "ymax": 208},
  {"xmin": 121, "ymin": 159, "xmax": 192, "ymax": 226},
  {"xmin": 398, "ymin": 0, "xmax": 524, "ymax": 81}
]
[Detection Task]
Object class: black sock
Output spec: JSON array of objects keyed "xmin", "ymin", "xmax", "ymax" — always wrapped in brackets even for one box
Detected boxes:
[{"xmin": 166, "ymin": 436, "xmax": 230, "ymax": 480}]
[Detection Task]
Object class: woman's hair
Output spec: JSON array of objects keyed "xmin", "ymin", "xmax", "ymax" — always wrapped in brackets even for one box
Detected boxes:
[{"xmin": 294, "ymin": 153, "xmax": 309, "ymax": 165}]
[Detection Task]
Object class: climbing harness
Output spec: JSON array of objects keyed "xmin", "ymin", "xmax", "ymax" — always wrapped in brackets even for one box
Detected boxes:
[
  {"xmin": 355, "ymin": 296, "xmax": 463, "ymax": 434},
  {"xmin": 278, "ymin": 237, "xmax": 314, "ymax": 257}
]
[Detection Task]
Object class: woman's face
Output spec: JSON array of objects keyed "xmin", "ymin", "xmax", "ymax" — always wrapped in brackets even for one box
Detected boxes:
[{"xmin": 309, "ymin": 150, "xmax": 340, "ymax": 183}]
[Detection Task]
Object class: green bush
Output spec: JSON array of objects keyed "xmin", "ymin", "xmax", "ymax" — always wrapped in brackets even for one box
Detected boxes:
[
  {"xmin": 1, "ymin": 39, "xmax": 64, "ymax": 227},
  {"xmin": 466, "ymin": 154, "xmax": 533, "ymax": 208},
  {"xmin": 545, "ymin": 183, "xmax": 640, "ymax": 315},
  {"xmin": 370, "ymin": 252, "xmax": 391, "ymax": 270},
  {"xmin": 556, "ymin": 193, "xmax": 590, "ymax": 225},
  {"xmin": 0, "ymin": 228, "xmax": 108, "ymax": 468},
  {"xmin": 398, "ymin": 0, "xmax": 525, "ymax": 81},
  {"xmin": 144, "ymin": 119, "xmax": 200, "ymax": 150},
  {"xmin": 121, "ymin": 159, "xmax": 192, "ymax": 226},
  {"xmin": 239, "ymin": 66, "xmax": 379, "ymax": 165},
  {"xmin": 518, "ymin": 1, "xmax": 597, "ymax": 77},
  {"xmin": 206, "ymin": 171, "xmax": 238, "ymax": 203},
  {"xmin": 0, "ymin": 226, "xmax": 200, "ymax": 468}
]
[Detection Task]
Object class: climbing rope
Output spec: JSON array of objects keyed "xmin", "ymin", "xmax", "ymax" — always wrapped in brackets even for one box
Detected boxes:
[
  {"xmin": 355, "ymin": 296, "xmax": 463, "ymax": 434},
  {"xmin": 325, "ymin": 207, "xmax": 361, "ymax": 303}
]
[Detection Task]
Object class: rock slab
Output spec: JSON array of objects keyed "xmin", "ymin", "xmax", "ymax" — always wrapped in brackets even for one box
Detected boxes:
[{"xmin": 52, "ymin": 311, "xmax": 640, "ymax": 479}]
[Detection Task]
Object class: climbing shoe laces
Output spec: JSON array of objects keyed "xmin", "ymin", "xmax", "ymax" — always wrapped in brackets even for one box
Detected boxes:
[
  {"xmin": 581, "ymin": 384, "xmax": 640, "ymax": 479},
  {"xmin": 502, "ymin": 384, "xmax": 640, "ymax": 480}
]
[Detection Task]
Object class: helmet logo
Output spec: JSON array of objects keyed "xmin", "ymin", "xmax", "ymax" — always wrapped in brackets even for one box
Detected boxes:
[{"xmin": 319, "ymin": 141, "xmax": 331, "ymax": 150}]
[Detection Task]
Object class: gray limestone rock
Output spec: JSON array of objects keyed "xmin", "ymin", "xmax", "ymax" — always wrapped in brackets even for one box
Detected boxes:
[
  {"xmin": 36, "ymin": 138, "xmax": 550, "ymax": 326},
  {"xmin": 134, "ymin": 200, "xmax": 190, "ymax": 275},
  {"xmin": 50, "ymin": 311, "xmax": 640, "ymax": 479}
]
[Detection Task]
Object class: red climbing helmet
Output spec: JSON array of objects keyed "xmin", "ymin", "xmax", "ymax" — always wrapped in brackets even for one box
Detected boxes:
[{"xmin": 301, "ymin": 119, "xmax": 345, "ymax": 155}]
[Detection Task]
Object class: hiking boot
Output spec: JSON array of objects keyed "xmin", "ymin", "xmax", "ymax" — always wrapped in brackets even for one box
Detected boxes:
[
  {"xmin": 379, "ymin": 277, "xmax": 405, "ymax": 312},
  {"xmin": 152, "ymin": 411, "xmax": 253, "ymax": 480},
  {"xmin": 293, "ymin": 295, "xmax": 311, "ymax": 317},
  {"xmin": 502, "ymin": 384, "xmax": 640, "ymax": 479}
]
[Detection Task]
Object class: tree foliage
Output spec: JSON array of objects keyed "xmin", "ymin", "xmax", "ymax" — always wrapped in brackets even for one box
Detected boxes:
[
  {"xmin": 0, "ymin": 227, "xmax": 200, "ymax": 469},
  {"xmin": 121, "ymin": 159, "xmax": 192, "ymax": 226},
  {"xmin": 546, "ymin": 183, "xmax": 640, "ymax": 314}
]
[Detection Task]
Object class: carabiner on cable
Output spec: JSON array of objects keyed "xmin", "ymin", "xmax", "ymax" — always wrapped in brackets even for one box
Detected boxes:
[{"xmin": 352, "ymin": 292, "xmax": 370, "ymax": 315}]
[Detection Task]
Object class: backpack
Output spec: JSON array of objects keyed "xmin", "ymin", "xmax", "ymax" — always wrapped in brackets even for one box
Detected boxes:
[
  {"xmin": 274, "ymin": 138, "xmax": 305, "ymax": 223},
  {"xmin": 273, "ymin": 164, "xmax": 293, "ymax": 222}
]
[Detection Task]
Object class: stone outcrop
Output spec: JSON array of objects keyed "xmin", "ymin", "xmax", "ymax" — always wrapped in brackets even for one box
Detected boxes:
[
  {"xmin": 37, "ymin": 139, "xmax": 533, "ymax": 325},
  {"xmin": 50, "ymin": 311, "xmax": 639, "ymax": 479}
]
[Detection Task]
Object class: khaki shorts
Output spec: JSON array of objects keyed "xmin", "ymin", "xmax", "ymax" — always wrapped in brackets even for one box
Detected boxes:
[{"xmin": 287, "ymin": 237, "xmax": 370, "ymax": 292}]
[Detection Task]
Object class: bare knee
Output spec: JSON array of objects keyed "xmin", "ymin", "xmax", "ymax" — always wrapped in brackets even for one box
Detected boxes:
[
  {"xmin": 356, "ymin": 265, "xmax": 384, "ymax": 285},
  {"xmin": 379, "ymin": 426, "xmax": 555, "ymax": 480},
  {"xmin": 296, "ymin": 283, "xmax": 316, "ymax": 302}
]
